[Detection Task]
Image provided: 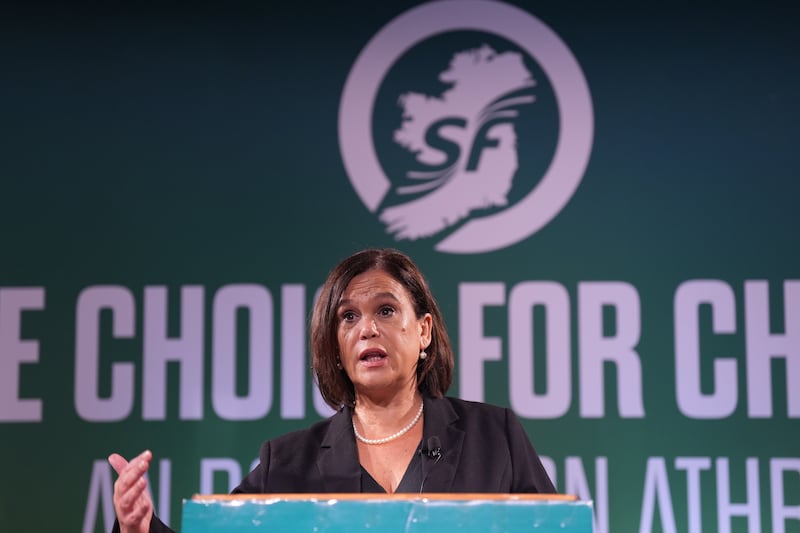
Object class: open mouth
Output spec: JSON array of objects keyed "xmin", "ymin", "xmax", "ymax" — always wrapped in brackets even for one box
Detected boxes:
[{"xmin": 359, "ymin": 349, "xmax": 387, "ymax": 362}]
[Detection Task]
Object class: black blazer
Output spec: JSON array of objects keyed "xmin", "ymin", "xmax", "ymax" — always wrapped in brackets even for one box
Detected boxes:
[
  {"xmin": 132, "ymin": 396, "xmax": 555, "ymax": 532},
  {"xmin": 233, "ymin": 396, "xmax": 555, "ymax": 494}
]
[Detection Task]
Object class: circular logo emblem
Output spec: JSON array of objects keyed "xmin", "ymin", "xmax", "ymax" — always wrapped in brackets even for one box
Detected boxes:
[{"xmin": 339, "ymin": 0, "xmax": 593, "ymax": 254}]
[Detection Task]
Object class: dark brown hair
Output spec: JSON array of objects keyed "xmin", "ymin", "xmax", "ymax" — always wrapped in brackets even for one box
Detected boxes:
[{"xmin": 311, "ymin": 248, "xmax": 454, "ymax": 409}]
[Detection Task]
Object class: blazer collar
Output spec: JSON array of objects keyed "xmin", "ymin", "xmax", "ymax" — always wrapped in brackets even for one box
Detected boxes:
[
  {"xmin": 317, "ymin": 404, "xmax": 361, "ymax": 492},
  {"xmin": 420, "ymin": 396, "xmax": 464, "ymax": 492},
  {"xmin": 316, "ymin": 396, "xmax": 464, "ymax": 493}
]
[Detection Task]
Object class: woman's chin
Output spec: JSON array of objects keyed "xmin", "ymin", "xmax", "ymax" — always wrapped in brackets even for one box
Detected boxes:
[{"xmin": 353, "ymin": 374, "xmax": 403, "ymax": 395}]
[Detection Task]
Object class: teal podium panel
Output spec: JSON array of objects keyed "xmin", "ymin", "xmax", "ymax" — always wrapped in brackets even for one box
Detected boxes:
[{"xmin": 182, "ymin": 494, "xmax": 594, "ymax": 532}]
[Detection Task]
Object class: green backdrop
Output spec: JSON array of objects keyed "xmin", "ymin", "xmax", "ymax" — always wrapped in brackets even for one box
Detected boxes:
[{"xmin": 1, "ymin": 1, "xmax": 798, "ymax": 532}]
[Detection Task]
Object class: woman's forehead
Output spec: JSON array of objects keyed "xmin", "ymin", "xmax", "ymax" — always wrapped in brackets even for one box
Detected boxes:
[{"xmin": 340, "ymin": 269, "xmax": 409, "ymax": 301}]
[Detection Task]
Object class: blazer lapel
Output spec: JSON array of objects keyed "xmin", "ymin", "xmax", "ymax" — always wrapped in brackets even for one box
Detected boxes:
[
  {"xmin": 421, "ymin": 397, "xmax": 464, "ymax": 492},
  {"xmin": 317, "ymin": 405, "xmax": 362, "ymax": 492}
]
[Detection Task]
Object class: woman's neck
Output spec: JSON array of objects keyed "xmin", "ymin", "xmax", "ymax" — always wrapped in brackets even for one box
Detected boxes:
[{"xmin": 353, "ymin": 390, "xmax": 423, "ymax": 435}]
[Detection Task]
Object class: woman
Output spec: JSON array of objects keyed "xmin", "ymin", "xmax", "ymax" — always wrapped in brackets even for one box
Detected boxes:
[{"xmin": 110, "ymin": 248, "xmax": 555, "ymax": 532}]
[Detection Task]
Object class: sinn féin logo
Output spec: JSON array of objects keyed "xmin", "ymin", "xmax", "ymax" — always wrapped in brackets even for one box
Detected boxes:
[{"xmin": 338, "ymin": 0, "xmax": 593, "ymax": 254}]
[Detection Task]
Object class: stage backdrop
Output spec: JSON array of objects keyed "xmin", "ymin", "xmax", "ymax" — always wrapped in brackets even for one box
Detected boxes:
[{"xmin": 1, "ymin": 2, "xmax": 798, "ymax": 532}]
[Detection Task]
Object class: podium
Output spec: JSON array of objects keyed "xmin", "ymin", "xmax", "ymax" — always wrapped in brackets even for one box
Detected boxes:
[{"xmin": 182, "ymin": 494, "xmax": 594, "ymax": 532}]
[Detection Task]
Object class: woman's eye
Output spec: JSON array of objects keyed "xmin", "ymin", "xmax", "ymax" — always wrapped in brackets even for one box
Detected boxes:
[
  {"xmin": 341, "ymin": 311, "xmax": 356, "ymax": 322},
  {"xmin": 378, "ymin": 306, "xmax": 395, "ymax": 317}
]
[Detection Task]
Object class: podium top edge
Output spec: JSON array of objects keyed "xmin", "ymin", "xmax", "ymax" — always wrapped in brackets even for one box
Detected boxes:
[{"xmin": 191, "ymin": 493, "xmax": 578, "ymax": 502}]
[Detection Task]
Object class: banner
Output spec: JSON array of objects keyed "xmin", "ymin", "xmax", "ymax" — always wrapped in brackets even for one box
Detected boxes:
[{"xmin": 1, "ymin": 2, "xmax": 798, "ymax": 532}]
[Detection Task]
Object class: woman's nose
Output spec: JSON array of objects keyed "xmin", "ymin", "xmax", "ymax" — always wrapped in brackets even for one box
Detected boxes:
[{"xmin": 359, "ymin": 318, "xmax": 379, "ymax": 339}]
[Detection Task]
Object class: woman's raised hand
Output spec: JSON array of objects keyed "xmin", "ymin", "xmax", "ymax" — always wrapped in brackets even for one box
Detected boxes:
[{"xmin": 108, "ymin": 450, "xmax": 153, "ymax": 533}]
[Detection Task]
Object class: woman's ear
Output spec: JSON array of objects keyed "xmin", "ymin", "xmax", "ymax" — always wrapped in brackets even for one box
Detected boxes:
[{"xmin": 419, "ymin": 313, "xmax": 433, "ymax": 349}]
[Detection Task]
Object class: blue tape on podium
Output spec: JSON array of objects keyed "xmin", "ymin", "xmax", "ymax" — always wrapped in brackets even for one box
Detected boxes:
[{"xmin": 182, "ymin": 494, "xmax": 594, "ymax": 532}]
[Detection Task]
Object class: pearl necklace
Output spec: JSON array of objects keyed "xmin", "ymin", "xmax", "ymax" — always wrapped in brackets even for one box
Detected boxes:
[{"xmin": 353, "ymin": 401, "xmax": 424, "ymax": 445}]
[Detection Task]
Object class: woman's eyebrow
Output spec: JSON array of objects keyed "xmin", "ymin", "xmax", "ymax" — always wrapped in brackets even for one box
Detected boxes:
[{"xmin": 338, "ymin": 292, "xmax": 401, "ymax": 308}]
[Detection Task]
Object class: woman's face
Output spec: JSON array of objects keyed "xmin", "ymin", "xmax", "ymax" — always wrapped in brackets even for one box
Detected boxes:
[{"xmin": 336, "ymin": 269, "xmax": 431, "ymax": 401}]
